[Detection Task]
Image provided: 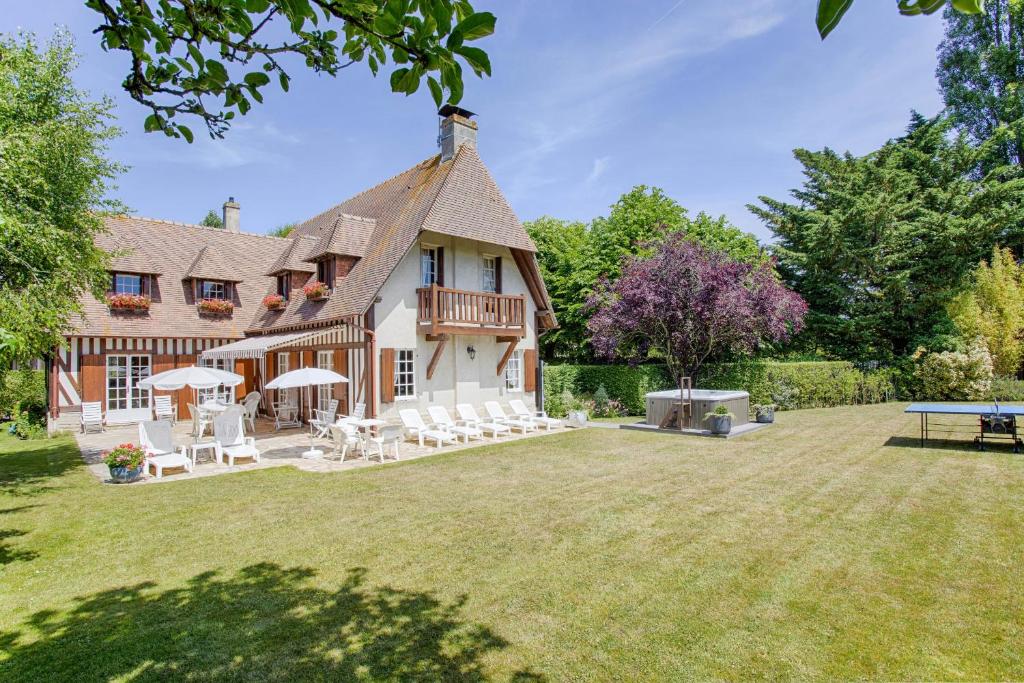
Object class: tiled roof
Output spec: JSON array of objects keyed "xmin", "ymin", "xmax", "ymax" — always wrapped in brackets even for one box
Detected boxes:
[
  {"xmin": 305, "ymin": 214, "xmax": 375, "ymax": 261},
  {"xmin": 265, "ymin": 235, "xmax": 317, "ymax": 275},
  {"xmin": 183, "ymin": 245, "xmax": 244, "ymax": 282},
  {"xmin": 108, "ymin": 235, "xmax": 162, "ymax": 275},
  {"xmin": 248, "ymin": 145, "xmax": 550, "ymax": 334},
  {"xmin": 77, "ymin": 216, "xmax": 291, "ymax": 339}
]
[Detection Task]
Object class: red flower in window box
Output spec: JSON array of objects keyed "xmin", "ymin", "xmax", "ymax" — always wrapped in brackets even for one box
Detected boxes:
[
  {"xmin": 197, "ymin": 298, "xmax": 234, "ymax": 315},
  {"xmin": 262, "ymin": 294, "xmax": 285, "ymax": 310},
  {"xmin": 106, "ymin": 293, "xmax": 151, "ymax": 312},
  {"xmin": 303, "ymin": 281, "xmax": 330, "ymax": 301}
]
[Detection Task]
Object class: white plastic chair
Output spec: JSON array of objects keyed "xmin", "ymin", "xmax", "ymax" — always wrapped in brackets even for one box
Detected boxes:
[
  {"xmin": 138, "ymin": 420, "xmax": 192, "ymax": 478},
  {"xmin": 242, "ymin": 392, "xmax": 261, "ymax": 432},
  {"xmin": 187, "ymin": 403, "xmax": 210, "ymax": 440},
  {"xmin": 273, "ymin": 398, "xmax": 300, "ymax": 431},
  {"xmin": 213, "ymin": 406, "xmax": 261, "ymax": 466},
  {"xmin": 455, "ymin": 404, "xmax": 510, "ymax": 439},
  {"xmin": 310, "ymin": 399, "xmax": 338, "ymax": 438},
  {"xmin": 427, "ymin": 405, "xmax": 483, "ymax": 443},
  {"xmin": 153, "ymin": 395, "xmax": 177, "ymax": 423},
  {"xmin": 399, "ymin": 409, "xmax": 457, "ymax": 448},
  {"xmin": 329, "ymin": 422, "xmax": 364, "ymax": 461},
  {"xmin": 340, "ymin": 402, "xmax": 366, "ymax": 421},
  {"xmin": 364, "ymin": 425, "xmax": 404, "ymax": 462},
  {"xmin": 80, "ymin": 401, "xmax": 104, "ymax": 433},
  {"xmin": 509, "ymin": 399, "xmax": 562, "ymax": 430},
  {"xmin": 485, "ymin": 401, "xmax": 537, "ymax": 434}
]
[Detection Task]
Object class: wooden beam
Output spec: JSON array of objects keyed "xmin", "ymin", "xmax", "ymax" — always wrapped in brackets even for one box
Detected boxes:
[
  {"xmin": 426, "ymin": 334, "xmax": 449, "ymax": 380},
  {"xmin": 495, "ymin": 335, "xmax": 519, "ymax": 343},
  {"xmin": 427, "ymin": 324, "xmax": 526, "ymax": 338},
  {"xmin": 425, "ymin": 334, "xmax": 448, "ymax": 342},
  {"xmin": 496, "ymin": 338, "xmax": 519, "ymax": 375}
]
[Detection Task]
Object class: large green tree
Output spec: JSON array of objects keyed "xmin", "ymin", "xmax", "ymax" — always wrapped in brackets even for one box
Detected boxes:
[
  {"xmin": 751, "ymin": 114, "xmax": 1024, "ymax": 362},
  {"xmin": 0, "ymin": 32, "xmax": 124, "ymax": 366},
  {"xmin": 84, "ymin": 0, "xmax": 495, "ymax": 141},
  {"xmin": 527, "ymin": 186, "xmax": 765, "ymax": 363},
  {"xmin": 938, "ymin": 0, "xmax": 1024, "ymax": 168}
]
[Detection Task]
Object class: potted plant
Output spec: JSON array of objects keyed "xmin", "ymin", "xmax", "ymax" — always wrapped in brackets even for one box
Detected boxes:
[
  {"xmin": 752, "ymin": 403, "xmax": 776, "ymax": 424},
  {"xmin": 263, "ymin": 293, "xmax": 285, "ymax": 311},
  {"xmin": 104, "ymin": 442, "xmax": 146, "ymax": 483},
  {"xmin": 560, "ymin": 389, "xmax": 589, "ymax": 428},
  {"xmin": 303, "ymin": 281, "xmax": 330, "ymax": 301},
  {"xmin": 703, "ymin": 405, "xmax": 734, "ymax": 435},
  {"xmin": 197, "ymin": 298, "xmax": 234, "ymax": 315},
  {"xmin": 106, "ymin": 293, "xmax": 151, "ymax": 312}
]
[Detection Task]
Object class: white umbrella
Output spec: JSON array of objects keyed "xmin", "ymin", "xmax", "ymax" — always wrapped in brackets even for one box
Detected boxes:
[
  {"xmin": 265, "ymin": 367, "xmax": 348, "ymax": 458},
  {"xmin": 139, "ymin": 366, "xmax": 245, "ymax": 441}
]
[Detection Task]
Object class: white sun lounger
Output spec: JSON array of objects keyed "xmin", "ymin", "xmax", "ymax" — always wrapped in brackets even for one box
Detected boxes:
[
  {"xmin": 456, "ymin": 404, "xmax": 511, "ymax": 439},
  {"xmin": 509, "ymin": 399, "xmax": 562, "ymax": 430},
  {"xmin": 485, "ymin": 401, "xmax": 537, "ymax": 434},
  {"xmin": 427, "ymin": 405, "xmax": 484, "ymax": 443},
  {"xmin": 399, "ymin": 409, "xmax": 458, "ymax": 448}
]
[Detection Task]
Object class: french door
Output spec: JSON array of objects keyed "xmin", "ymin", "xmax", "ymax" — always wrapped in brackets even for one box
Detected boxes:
[
  {"xmin": 317, "ymin": 350, "xmax": 334, "ymax": 412},
  {"xmin": 106, "ymin": 355, "xmax": 151, "ymax": 411}
]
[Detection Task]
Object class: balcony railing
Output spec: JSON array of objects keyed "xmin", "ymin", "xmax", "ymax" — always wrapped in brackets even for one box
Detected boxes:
[{"xmin": 417, "ymin": 284, "xmax": 526, "ymax": 337}]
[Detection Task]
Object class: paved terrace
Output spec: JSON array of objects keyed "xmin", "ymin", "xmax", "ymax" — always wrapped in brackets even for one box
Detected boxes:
[{"xmin": 75, "ymin": 418, "xmax": 569, "ymax": 485}]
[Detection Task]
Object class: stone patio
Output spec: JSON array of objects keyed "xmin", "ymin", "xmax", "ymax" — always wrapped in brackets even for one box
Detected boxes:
[{"xmin": 75, "ymin": 417, "xmax": 569, "ymax": 485}]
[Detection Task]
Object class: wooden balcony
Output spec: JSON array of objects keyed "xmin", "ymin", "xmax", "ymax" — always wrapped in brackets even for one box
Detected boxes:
[{"xmin": 417, "ymin": 284, "xmax": 526, "ymax": 337}]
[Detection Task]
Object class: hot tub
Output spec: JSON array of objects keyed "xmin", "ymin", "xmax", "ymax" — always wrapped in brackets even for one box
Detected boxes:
[{"xmin": 645, "ymin": 389, "xmax": 750, "ymax": 430}]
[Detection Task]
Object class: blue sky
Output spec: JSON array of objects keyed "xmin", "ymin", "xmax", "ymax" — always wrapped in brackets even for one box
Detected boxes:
[{"xmin": 10, "ymin": 1, "xmax": 945, "ymax": 241}]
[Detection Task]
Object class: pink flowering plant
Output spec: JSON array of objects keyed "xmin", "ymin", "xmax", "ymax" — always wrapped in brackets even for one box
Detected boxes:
[
  {"xmin": 587, "ymin": 234, "xmax": 807, "ymax": 383},
  {"xmin": 263, "ymin": 293, "xmax": 285, "ymax": 309},
  {"xmin": 198, "ymin": 298, "xmax": 234, "ymax": 314},
  {"xmin": 103, "ymin": 442, "xmax": 146, "ymax": 469},
  {"xmin": 106, "ymin": 293, "xmax": 151, "ymax": 311},
  {"xmin": 303, "ymin": 281, "xmax": 330, "ymax": 300}
]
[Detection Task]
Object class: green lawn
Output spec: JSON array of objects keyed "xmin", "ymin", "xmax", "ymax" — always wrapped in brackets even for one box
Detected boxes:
[{"xmin": 1, "ymin": 403, "xmax": 1022, "ymax": 680}]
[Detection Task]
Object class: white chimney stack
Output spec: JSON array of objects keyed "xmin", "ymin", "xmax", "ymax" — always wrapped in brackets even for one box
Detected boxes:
[
  {"xmin": 222, "ymin": 196, "xmax": 240, "ymax": 232},
  {"xmin": 438, "ymin": 105, "xmax": 477, "ymax": 162}
]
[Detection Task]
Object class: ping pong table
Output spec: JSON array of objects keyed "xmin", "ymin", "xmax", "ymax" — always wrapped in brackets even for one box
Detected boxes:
[{"xmin": 905, "ymin": 403, "xmax": 1024, "ymax": 452}]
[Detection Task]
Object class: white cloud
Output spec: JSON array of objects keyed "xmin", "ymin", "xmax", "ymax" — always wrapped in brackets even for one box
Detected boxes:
[
  {"xmin": 586, "ymin": 156, "xmax": 611, "ymax": 184},
  {"xmin": 142, "ymin": 116, "xmax": 302, "ymax": 170}
]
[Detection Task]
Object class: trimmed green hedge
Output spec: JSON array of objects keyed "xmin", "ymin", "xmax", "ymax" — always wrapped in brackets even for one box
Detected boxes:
[
  {"xmin": 543, "ymin": 361, "xmax": 897, "ymax": 415},
  {"xmin": 0, "ymin": 369, "xmax": 45, "ymax": 419}
]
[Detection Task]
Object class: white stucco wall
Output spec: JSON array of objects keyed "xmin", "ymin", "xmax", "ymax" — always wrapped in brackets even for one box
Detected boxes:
[{"xmin": 372, "ymin": 232, "xmax": 538, "ymax": 419}]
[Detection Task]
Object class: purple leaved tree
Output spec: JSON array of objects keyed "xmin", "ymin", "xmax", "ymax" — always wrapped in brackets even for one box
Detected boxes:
[{"xmin": 587, "ymin": 234, "xmax": 807, "ymax": 383}]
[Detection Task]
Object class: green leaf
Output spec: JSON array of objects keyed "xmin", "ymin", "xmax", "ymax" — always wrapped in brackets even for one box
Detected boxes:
[
  {"xmin": 451, "ymin": 12, "xmax": 495, "ymax": 41},
  {"xmin": 453, "ymin": 45, "xmax": 491, "ymax": 76},
  {"xmin": 178, "ymin": 124, "xmax": 194, "ymax": 143},
  {"xmin": 427, "ymin": 75, "xmax": 443, "ymax": 107},
  {"xmin": 897, "ymin": 0, "xmax": 947, "ymax": 15},
  {"xmin": 144, "ymin": 114, "xmax": 161, "ymax": 132},
  {"xmin": 205, "ymin": 59, "xmax": 229, "ymax": 84},
  {"xmin": 390, "ymin": 67, "xmax": 411, "ymax": 92},
  {"xmin": 951, "ymin": 0, "xmax": 984, "ymax": 12},
  {"xmin": 817, "ymin": 0, "xmax": 854, "ymax": 38},
  {"xmin": 279, "ymin": 72, "xmax": 290, "ymax": 92},
  {"xmin": 243, "ymin": 71, "xmax": 270, "ymax": 87}
]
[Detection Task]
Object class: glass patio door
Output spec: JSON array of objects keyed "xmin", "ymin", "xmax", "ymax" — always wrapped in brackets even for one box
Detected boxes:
[{"xmin": 317, "ymin": 350, "xmax": 334, "ymax": 412}]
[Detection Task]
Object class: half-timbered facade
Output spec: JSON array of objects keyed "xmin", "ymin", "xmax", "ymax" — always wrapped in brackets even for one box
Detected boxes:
[{"xmin": 51, "ymin": 107, "xmax": 556, "ymax": 427}]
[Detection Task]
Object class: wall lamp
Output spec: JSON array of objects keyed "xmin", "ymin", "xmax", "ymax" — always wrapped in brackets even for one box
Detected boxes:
[{"xmin": 466, "ymin": 345, "xmax": 476, "ymax": 360}]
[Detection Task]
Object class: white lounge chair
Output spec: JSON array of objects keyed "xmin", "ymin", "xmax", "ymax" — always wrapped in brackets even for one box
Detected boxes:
[
  {"xmin": 329, "ymin": 422, "xmax": 364, "ymax": 461},
  {"xmin": 80, "ymin": 401, "xmax": 104, "ymax": 433},
  {"xmin": 138, "ymin": 420, "xmax": 193, "ymax": 479},
  {"xmin": 310, "ymin": 399, "xmax": 338, "ymax": 438},
  {"xmin": 428, "ymin": 405, "xmax": 484, "ymax": 443},
  {"xmin": 153, "ymin": 395, "xmax": 177, "ymax": 423},
  {"xmin": 242, "ymin": 391, "xmax": 261, "ymax": 432},
  {"xmin": 399, "ymin": 409, "xmax": 457, "ymax": 448},
  {"xmin": 455, "ymin": 403, "xmax": 510, "ymax": 439},
  {"xmin": 213, "ymin": 406, "xmax": 261, "ymax": 466},
  {"xmin": 364, "ymin": 424, "xmax": 403, "ymax": 462},
  {"xmin": 340, "ymin": 402, "xmax": 366, "ymax": 421},
  {"xmin": 509, "ymin": 399, "xmax": 562, "ymax": 431},
  {"xmin": 485, "ymin": 401, "xmax": 537, "ymax": 434}
]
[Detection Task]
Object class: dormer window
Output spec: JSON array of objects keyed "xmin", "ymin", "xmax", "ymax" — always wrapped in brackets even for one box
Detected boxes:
[
  {"xmin": 111, "ymin": 272, "xmax": 149, "ymax": 295},
  {"xmin": 199, "ymin": 280, "xmax": 228, "ymax": 300},
  {"xmin": 316, "ymin": 259, "xmax": 336, "ymax": 289},
  {"xmin": 277, "ymin": 274, "xmax": 291, "ymax": 300}
]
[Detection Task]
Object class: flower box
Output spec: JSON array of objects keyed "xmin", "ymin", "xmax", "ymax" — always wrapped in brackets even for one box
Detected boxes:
[
  {"xmin": 197, "ymin": 298, "xmax": 234, "ymax": 315},
  {"xmin": 263, "ymin": 294, "xmax": 285, "ymax": 311},
  {"xmin": 103, "ymin": 442, "xmax": 145, "ymax": 483},
  {"xmin": 303, "ymin": 281, "xmax": 330, "ymax": 301},
  {"xmin": 106, "ymin": 293, "xmax": 150, "ymax": 312}
]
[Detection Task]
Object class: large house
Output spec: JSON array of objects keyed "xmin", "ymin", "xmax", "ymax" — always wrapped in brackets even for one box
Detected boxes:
[{"xmin": 49, "ymin": 107, "xmax": 556, "ymax": 428}]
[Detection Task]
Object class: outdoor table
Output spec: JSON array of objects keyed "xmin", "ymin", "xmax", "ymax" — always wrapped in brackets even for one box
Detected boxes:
[
  {"xmin": 342, "ymin": 417, "xmax": 386, "ymax": 434},
  {"xmin": 190, "ymin": 441, "xmax": 219, "ymax": 465}
]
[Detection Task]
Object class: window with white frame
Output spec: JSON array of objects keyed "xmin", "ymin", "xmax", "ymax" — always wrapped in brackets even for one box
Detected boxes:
[
  {"xmin": 106, "ymin": 355, "xmax": 151, "ymax": 411},
  {"xmin": 394, "ymin": 349, "xmax": 415, "ymax": 399},
  {"xmin": 504, "ymin": 349, "xmax": 523, "ymax": 392},
  {"xmin": 481, "ymin": 255, "xmax": 497, "ymax": 293},
  {"xmin": 200, "ymin": 280, "xmax": 227, "ymax": 300},
  {"xmin": 420, "ymin": 247, "xmax": 438, "ymax": 287},
  {"xmin": 199, "ymin": 357, "xmax": 234, "ymax": 403},
  {"xmin": 113, "ymin": 273, "xmax": 143, "ymax": 295},
  {"xmin": 317, "ymin": 350, "xmax": 334, "ymax": 412},
  {"xmin": 276, "ymin": 353, "xmax": 292, "ymax": 404}
]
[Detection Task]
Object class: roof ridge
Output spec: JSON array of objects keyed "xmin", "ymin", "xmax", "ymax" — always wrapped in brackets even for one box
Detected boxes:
[{"xmin": 114, "ymin": 214, "xmax": 294, "ymax": 241}]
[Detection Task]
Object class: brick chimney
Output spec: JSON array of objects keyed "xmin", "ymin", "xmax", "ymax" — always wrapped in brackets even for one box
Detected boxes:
[
  {"xmin": 222, "ymin": 196, "xmax": 240, "ymax": 232},
  {"xmin": 438, "ymin": 105, "xmax": 477, "ymax": 162}
]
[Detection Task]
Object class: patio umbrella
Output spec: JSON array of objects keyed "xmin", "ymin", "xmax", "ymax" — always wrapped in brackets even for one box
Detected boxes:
[
  {"xmin": 138, "ymin": 365, "xmax": 245, "ymax": 439},
  {"xmin": 265, "ymin": 367, "xmax": 348, "ymax": 459}
]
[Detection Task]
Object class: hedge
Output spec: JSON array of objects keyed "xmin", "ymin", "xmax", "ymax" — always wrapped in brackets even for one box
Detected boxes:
[
  {"xmin": 543, "ymin": 361, "xmax": 896, "ymax": 415},
  {"xmin": 0, "ymin": 369, "xmax": 46, "ymax": 419}
]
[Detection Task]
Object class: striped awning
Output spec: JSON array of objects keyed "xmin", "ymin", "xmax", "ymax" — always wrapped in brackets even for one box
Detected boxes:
[{"xmin": 199, "ymin": 330, "xmax": 318, "ymax": 361}]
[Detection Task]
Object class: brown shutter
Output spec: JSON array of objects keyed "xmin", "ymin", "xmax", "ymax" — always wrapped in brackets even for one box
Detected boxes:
[
  {"xmin": 234, "ymin": 359, "xmax": 252, "ymax": 396},
  {"xmin": 495, "ymin": 256, "xmax": 502, "ymax": 294},
  {"xmin": 81, "ymin": 355, "xmax": 106, "ymax": 408},
  {"xmin": 175, "ymin": 354, "xmax": 197, "ymax": 417},
  {"xmin": 334, "ymin": 349, "xmax": 348, "ymax": 414},
  {"xmin": 265, "ymin": 352, "xmax": 277, "ymax": 416},
  {"xmin": 153, "ymin": 354, "xmax": 175, "ymax": 404},
  {"xmin": 437, "ymin": 247, "xmax": 445, "ymax": 287},
  {"xmin": 524, "ymin": 349, "xmax": 537, "ymax": 393},
  {"xmin": 380, "ymin": 348, "xmax": 396, "ymax": 403}
]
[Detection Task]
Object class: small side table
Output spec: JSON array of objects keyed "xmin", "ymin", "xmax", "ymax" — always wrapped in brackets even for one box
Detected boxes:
[{"xmin": 190, "ymin": 441, "xmax": 219, "ymax": 465}]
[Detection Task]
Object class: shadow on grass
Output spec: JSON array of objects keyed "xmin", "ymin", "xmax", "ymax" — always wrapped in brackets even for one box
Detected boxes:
[
  {"xmin": 0, "ymin": 528, "xmax": 37, "ymax": 566},
  {"xmin": 0, "ymin": 563, "xmax": 542, "ymax": 681},
  {"xmin": 0, "ymin": 437, "xmax": 82, "ymax": 498},
  {"xmin": 883, "ymin": 435, "xmax": 1020, "ymax": 453}
]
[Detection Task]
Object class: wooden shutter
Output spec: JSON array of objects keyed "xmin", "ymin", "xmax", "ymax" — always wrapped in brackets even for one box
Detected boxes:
[
  {"xmin": 334, "ymin": 349, "xmax": 348, "ymax": 414},
  {"xmin": 265, "ymin": 352, "xmax": 277, "ymax": 416},
  {"xmin": 80, "ymin": 355, "xmax": 106, "ymax": 408},
  {"xmin": 436, "ymin": 247, "xmax": 445, "ymax": 287},
  {"xmin": 380, "ymin": 348, "xmax": 396, "ymax": 403},
  {"xmin": 175, "ymin": 354, "xmax": 197, "ymax": 417},
  {"xmin": 495, "ymin": 256, "xmax": 502, "ymax": 294},
  {"xmin": 523, "ymin": 349, "xmax": 537, "ymax": 393},
  {"xmin": 152, "ymin": 354, "xmax": 175, "ymax": 404}
]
